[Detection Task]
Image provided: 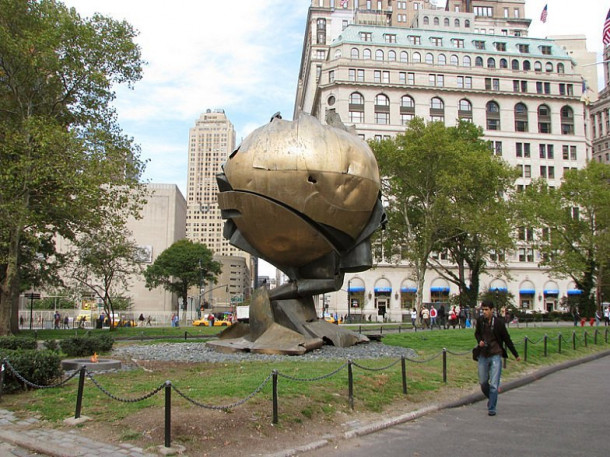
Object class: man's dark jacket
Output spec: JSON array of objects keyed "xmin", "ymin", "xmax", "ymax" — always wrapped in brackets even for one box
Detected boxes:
[{"xmin": 474, "ymin": 315, "xmax": 519, "ymax": 359}]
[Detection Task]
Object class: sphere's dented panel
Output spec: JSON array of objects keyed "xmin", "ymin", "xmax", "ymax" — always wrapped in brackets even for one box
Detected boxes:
[{"xmin": 223, "ymin": 114, "xmax": 380, "ymax": 239}]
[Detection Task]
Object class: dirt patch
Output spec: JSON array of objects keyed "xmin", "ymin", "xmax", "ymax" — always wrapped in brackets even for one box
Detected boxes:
[{"xmin": 54, "ymin": 359, "xmax": 479, "ymax": 456}]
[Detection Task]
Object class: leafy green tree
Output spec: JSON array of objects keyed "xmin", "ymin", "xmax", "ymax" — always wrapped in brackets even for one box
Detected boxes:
[
  {"xmin": 371, "ymin": 118, "xmax": 517, "ymax": 316},
  {"xmin": 65, "ymin": 223, "xmax": 142, "ymax": 329},
  {"xmin": 521, "ymin": 161, "xmax": 610, "ymax": 317},
  {"xmin": 0, "ymin": 0, "xmax": 145, "ymax": 335},
  {"xmin": 143, "ymin": 240, "xmax": 222, "ymax": 317}
]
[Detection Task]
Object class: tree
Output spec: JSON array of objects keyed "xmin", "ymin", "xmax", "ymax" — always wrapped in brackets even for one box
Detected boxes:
[
  {"xmin": 65, "ymin": 223, "xmax": 142, "ymax": 329},
  {"xmin": 427, "ymin": 122, "xmax": 517, "ymax": 308},
  {"xmin": 143, "ymin": 240, "xmax": 222, "ymax": 316},
  {"xmin": 370, "ymin": 118, "xmax": 517, "ymax": 316},
  {"xmin": 522, "ymin": 161, "xmax": 610, "ymax": 317},
  {"xmin": 0, "ymin": 0, "xmax": 146, "ymax": 335}
]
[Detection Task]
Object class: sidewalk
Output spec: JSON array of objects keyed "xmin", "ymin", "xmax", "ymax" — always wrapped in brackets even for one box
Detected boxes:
[{"xmin": 1, "ymin": 349, "xmax": 609, "ymax": 457}]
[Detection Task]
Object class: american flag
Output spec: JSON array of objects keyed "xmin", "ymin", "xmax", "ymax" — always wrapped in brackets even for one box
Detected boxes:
[
  {"xmin": 540, "ymin": 4, "xmax": 548, "ymax": 24},
  {"xmin": 604, "ymin": 9, "xmax": 610, "ymax": 45}
]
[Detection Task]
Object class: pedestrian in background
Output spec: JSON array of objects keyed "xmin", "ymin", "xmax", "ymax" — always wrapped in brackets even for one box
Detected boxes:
[
  {"xmin": 410, "ymin": 308, "xmax": 417, "ymax": 329},
  {"xmin": 474, "ymin": 300, "xmax": 520, "ymax": 416}
]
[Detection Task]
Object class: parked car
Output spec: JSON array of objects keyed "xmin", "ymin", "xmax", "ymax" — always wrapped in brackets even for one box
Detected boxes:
[{"xmin": 192, "ymin": 313, "xmax": 233, "ymax": 327}]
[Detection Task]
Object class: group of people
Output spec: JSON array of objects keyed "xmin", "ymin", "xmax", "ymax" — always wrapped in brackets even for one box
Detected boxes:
[
  {"xmin": 572, "ymin": 307, "xmax": 610, "ymax": 327},
  {"xmin": 410, "ymin": 304, "xmax": 472, "ymax": 330}
]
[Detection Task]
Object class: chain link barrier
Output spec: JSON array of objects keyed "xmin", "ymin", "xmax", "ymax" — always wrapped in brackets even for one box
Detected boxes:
[
  {"xmin": 3, "ymin": 359, "xmax": 81, "ymax": 389},
  {"xmin": 403, "ymin": 350, "xmax": 444, "ymax": 363},
  {"xmin": 277, "ymin": 362, "xmax": 348, "ymax": 381},
  {"xmin": 86, "ymin": 370, "xmax": 166, "ymax": 402},
  {"xmin": 351, "ymin": 358, "xmax": 402, "ymax": 371},
  {"xmin": 445, "ymin": 349, "xmax": 472, "ymax": 356},
  {"xmin": 172, "ymin": 372, "xmax": 273, "ymax": 410}
]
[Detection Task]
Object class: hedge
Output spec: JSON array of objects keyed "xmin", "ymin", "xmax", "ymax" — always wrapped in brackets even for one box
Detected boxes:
[
  {"xmin": 59, "ymin": 334, "xmax": 114, "ymax": 357},
  {"xmin": 0, "ymin": 336, "xmax": 37, "ymax": 350},
  {"xmin": 0, "ymin": 349, "xmax": 63, "ymax": 393}
]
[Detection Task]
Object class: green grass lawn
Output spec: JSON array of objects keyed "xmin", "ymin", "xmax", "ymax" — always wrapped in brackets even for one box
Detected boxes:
[{"xmin": 2, "ymin": 326, "xmax": 608, "ymax": 428}]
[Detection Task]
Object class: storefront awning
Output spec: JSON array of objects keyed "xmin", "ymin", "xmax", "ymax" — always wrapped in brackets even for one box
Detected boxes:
[
  {"xmin": 401, "ymin": 287, "xmax": 417, "ymax": 293},
  {"xmin": 348, "ymin": 286, "xmax": 365, "ymax": 293},
  {"xmin": 567, "ymin": 289, "xmax": 582, "ymax": 295},
  {"xmin": 519, "ymin": 289, "xmax": 535, "ymax": 295},
  {"xmin": 490, "ymin": 287, "xmax": 508, "ymax": 292},
  {"xmin": 430, "ymin": 287, "xmax": 450, "ymax": 293},
  {"xmin": 544, "ymin": 289, "xmax": 559, "ymax": 295},
  {"xmin": 374, "ymin": 287, "xmax": 392, "ymax": 293}
]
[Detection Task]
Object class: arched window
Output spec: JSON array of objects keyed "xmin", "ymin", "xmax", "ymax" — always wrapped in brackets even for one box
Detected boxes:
[
  {"xmin": 350, "ymin": 48, "xmax": 359, "ymax": 59},
  {"xmin": 388, "ymin": 50, "xmax": 396, "ymax": 61},
  {"xmin": 523, "ymin": 60, "xmax": 531, "ymax": 71},
  {"xmin": 413, "ymin": 52, "xmax": 421, "ymax": 63},
  {"xmin": 430, "ymin": 97, "xmax": 445, "ymax": 122},
  {"xmin": 423, "ymin": 16, "xmax": 429, "ymax": 25},
  {"xmin": 400, "ymin": 95, "xmax": 415, "ymax": 125},
  {"xmin": 511, "ymin": 59, "xmax": 519, "ymax": 70},
  {"xmin": 545, "ymin": 62, "xmax": 553, "ymax": 72},
  {"xmin": 561, "ymin": 106, "xmax": 574, "ymax": 135},
  {"xmin": 487, "ymin": 58, "xmax": 496, "ymax": 68},
  {"xmin": 534, "ymin": 61, "xmax": 542, "ymax": 72},
  {"xmin": 433, "ymin": 17, "xmax": 440, "ymax": 26},
  {"xmin": 375, "ymin": 93, "xmax": 390, "ymax": 125},
  {"xmin": 514, "ymin": 102, "xmax": 528, "ymax": 132},
  {"xmin": 486, "ymin": 101, "xmax": 501, "ymax": 130},
  {"xmin": 463, "ymin": 55, "xmax": 471, "ymax": 67},
  {"xmin": 538, "ymin": 104, "xmax": 551, "ymax": 134},
  {"xmin": 465, "ymin": 19, "xmax": 470, "ymax": 28},
  {"xmin": 334, "ymin": 49, "xmax": 341, "ymax": 59},
  {"xmin": 458, "ymin": 99, "xmax": 472, "ymax": 121},
  {"xmin": 349, "ymin": 92, "xmax": 365, "ymax": 124},
  {"xmin": 444, "ymin": 18, "xmax": 450, "ymax": 26},
  {"xmin": 450, "ymin": 54, "xmax": 459, "ymax": 65},
  {"xmin": 438, "ymin": 54, "xmax": 446, "ymax": 65},
  {"xmin": 557, "ymin": 63, "xmax": 565, "ymax": 73},
  {"xmin": 363, "ymin": 48, "xmax": 372, "ymax": 59},
  {"xmin": 500, "ymin": 58, "xmax": 508, "ymax": 69},
  {"xmin": 454, "ymin": 19, "xmax": 460, "ymax": 27},
  {"xmin": 400, "ymin": 51, "xmax": 408, "ymax": 63},
  {"xmin": 475, "ymin": 56, "xmax": 483, "ymax": 67},
  {"xmin": 375, "ymin": 49, "xmax": 384, "ymax": 61},
  {"xmin": 426, "ymin": 53, "xmax": 434, "ymax": 64}
]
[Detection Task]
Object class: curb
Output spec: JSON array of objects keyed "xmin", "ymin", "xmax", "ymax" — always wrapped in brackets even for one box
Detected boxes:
[{"xmin": 273, "ymin": 349, "xmax": 610, "ymax": 456}]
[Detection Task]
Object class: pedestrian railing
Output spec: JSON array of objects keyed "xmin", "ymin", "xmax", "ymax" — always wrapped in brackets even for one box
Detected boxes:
[{"xmin": 0, "ymin": 327, "xmax": 608, "ymax": 450}]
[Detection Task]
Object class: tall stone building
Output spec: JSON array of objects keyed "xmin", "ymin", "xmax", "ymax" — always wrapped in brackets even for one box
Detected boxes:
[
  {"xmin": 590, "ymin": 45, "xmax": 610, "ymax": 165},
  {"xmin": 185, "ymin": 110, "xmax": 251, "ymax": 309},
  {"xmin": 294, "ymin": 0, "xmax": 591, "ymax": 321}
]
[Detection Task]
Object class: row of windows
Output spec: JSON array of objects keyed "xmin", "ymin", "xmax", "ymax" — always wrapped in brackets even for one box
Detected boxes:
[
  {"xmin": 344, "ymin": 92, "xmax": 576, "ymax": 134},
  {"xmin": 345, "ymin": 47, "xmax": 565, "ymax": 73}
]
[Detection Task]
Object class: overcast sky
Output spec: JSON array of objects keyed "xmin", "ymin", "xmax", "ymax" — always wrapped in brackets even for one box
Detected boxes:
[{"xmin": 63, "ymin": 0, "xmax": 607, "ymax": 196}]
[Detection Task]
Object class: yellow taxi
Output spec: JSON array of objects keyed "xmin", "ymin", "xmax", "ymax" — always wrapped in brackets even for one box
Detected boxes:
[{"xmin": 192, "ymin": 314, "xmax": 233, "ymax": 327}]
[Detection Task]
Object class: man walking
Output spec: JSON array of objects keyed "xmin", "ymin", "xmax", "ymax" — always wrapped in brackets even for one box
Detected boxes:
[{"xmin": 474, "ymin": 300, "xmax": 520, "ymax": 416}]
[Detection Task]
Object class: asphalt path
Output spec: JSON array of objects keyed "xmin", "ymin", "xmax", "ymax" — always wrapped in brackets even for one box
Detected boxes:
[{"xmin": 299, "ymin": 355, "xmax": 610, "ymax": 457}]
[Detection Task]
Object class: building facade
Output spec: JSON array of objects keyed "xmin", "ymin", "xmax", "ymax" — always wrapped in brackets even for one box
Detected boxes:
[
  {"xmin": 590, "ymin": 46, "xmax": 610, "ymax": 165},
  {"xmin": 295, "ymin": 0, "xmax": 592, "ymax": 321},
  {"xmin": 185, "ymin": 109, "xmax": 252, "ymax": 304}
]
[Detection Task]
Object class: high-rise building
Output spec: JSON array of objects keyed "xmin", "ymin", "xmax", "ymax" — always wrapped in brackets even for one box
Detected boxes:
[
  {"xmin": 295, "ymin": 0, "xmax": 591, "ymax": 321},
  {"xmin": 185, "ymin": 110, "xmax": 251, "ymax": 308},
  {"xmin": 590, "ymin": 46, "xmax": 610, "ymax": 165}
]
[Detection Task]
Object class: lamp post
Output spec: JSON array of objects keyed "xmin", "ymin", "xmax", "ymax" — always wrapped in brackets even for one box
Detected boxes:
[{"xmin": 347, "ymin": 279, "xmax": 351, "ymax": 323}]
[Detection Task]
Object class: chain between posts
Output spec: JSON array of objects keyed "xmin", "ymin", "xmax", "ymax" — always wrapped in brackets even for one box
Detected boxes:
[
  {"xmin": 3, "ymin": 359, "xmax": 81, "ymax": 389},
  {"xmin": 86, "ymin": 371, "xmax": 166, "ymax": 402}
]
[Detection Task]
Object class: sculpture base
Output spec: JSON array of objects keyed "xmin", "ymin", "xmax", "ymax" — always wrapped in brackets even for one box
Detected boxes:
[{"xmin": 207, "ymin": 288, "xmax": 368, "ymax": 355}]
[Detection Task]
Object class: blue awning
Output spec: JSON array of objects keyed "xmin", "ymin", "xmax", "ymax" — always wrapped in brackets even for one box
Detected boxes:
[
  {"xmin": 348, "ymin": 286, "xmax": 365, "ymax": 293},
  {"xmin": 544, "ymin": 289, "xmax": 559, "ymax": 295},
  {"xmin": 490, "ymin": 287, "xmax": 508, "ymax": 293},
  {"xmin": 401, "ymin": 287, "xmax": 417, "ymax": 293},
  {"xmin": 567, "ymin": 289, "xmax": 583, "ymax": 295},
  {"xmin": 519, "ymin": 289, "xmax": 535, "ymax": 295},
  {"xmin": 430, "ymin": 287, "xmax": 450, "ymax": 293},
  {"xmin": 375, "ymin": 287, "xmax": 392, "ymax": 293}
]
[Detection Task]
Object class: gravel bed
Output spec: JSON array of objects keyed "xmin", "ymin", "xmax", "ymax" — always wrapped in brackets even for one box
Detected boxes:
[{"xmin": 112, "ymin": 341, "xmax": 417, "ymax": 363}]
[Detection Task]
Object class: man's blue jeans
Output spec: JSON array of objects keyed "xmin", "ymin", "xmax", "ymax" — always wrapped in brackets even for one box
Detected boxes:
[{"xmin": 478, "ymin": 354, "xmax": 502, "ymax": 413}]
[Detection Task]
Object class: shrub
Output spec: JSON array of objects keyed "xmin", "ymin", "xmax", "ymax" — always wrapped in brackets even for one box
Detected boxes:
[
  {"xmin": 0, "ymin": 349, "xmax": 63, "ymax": 393},
  {"xmin": 59, "ymin": 335, "xmax": 115, "ymax": 357},
  {"xmin": 0, "ymin": 336, "xmax": 38, "ymax": 350},
  {"xmin": 43, "ymin": 339, "xmax": 59, "ymax": 352}
]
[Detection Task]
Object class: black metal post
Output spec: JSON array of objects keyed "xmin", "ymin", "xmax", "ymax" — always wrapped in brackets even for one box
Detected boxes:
[
  {"xmin": 442, "ymin": 348, "xmax": 447, "ymax": 383},
  {"xmin": 164, "ymin": 381, "xmax": 171, "ymax": 448},
  {"xmin": 29, "ymin": 295, "xmax": 34, "ymax": 330},
  {"xmin": 398, "ymin": 325, "xmax": 402, "ymax": 334},
  {"xmin": 184, "ymin": 331, "xmax": 187, "ymax": 341},
  {"xmin": 347, "ymin": 279, "xmax": 351, "ymax": 323},
  {"xmin": 0, "ymin": 360, "xmax": 6, "ymax": 401},
  {"xmin": 272, "ymin": 370, "xmax": 278, "ymax": 424},
  {"xmin": 74, "ymin": 366, "xmax": 86, "ymax": 419},
  {"xmin": 573, "ymin": 331, "xmax": 576, "ymax": 350},
  {"xmin": 348, "ymin": 360, "xmax": 354, "ymax": 410},
  {"xmin": 543, "ymin": 334, "xmax": 548, "ymax": 357},
  {"xmin": 594, "ymin": 329, "xmax": 598, "ymax": 345},
  {"xmin": 584, "ymin": 331, "xmax": 588, "ymax": 347},
  {"xmin": 401, "ymin": 356, "xmax": 407, "ymax": 395},
  {"xmin": 558, "ymin": 334, "xmax": 562, "ymax": 354},
  {"xmin": 523, "ymin": 337, "xmax": 528, "ymax": 362}
]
